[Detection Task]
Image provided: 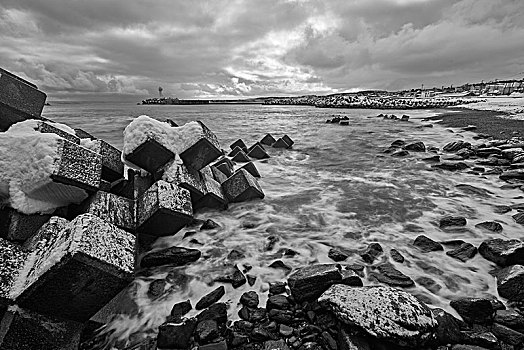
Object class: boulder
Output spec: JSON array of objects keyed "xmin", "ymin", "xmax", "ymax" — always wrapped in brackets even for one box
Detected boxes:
[
  {"xmin": 478, "ymin": 239, "xmax": 524, "ymax": 266},
  {"xmin": 513, "ymin": 212, "xmax": 524, "ymax": 225},
  {"xmin": 140, "ymin": 246, "xmax": 201, "ymax": 268},
  {"xmin": 287, "ymin": 264, "xmax": 342, "ymax": 302},
  {"xmin": 369, "ymin": 262, "xmax": 414, "ymax": 287},
  {"xmin": 404, "ymin": 141, "xmax": 426, "ymax": 152},
  {"xmin": 328, "ymin": 248, "xmax": 349, "ymax": 262},
  {"xmin": 432, "ymin": 162, "xmax": 469, "ymax": 171},
  {"xmin": 492, "ymin": 323, "xmax": 524, "ymax": 346},
  {"xmin": 443, "ymin": 141, "xmax": 470, "ymax": 153},
  {"xmin": 494, "ymin": 309, "xmax": 524, "ymax": 332},
  {"xmin": 390, "ymin": 249, "xmax": 405, "ymax": 263},
  {"xmin": 170, "ymin": 300, "xmax": 192, "ymax": 322},
  {"xmin": 157, "ymin": 319, "xmax": 197, "ymax": 349},
  {"xmin": 391, "ymin": 149, "xmax": 409, "ymax": 157},
  {"xmin": 414, "ymin": 235, "xmax": 444, "ymax": 252},
  {"xmin": 196, "ymin": 286, "xmax": 225, "ymax": 310},
  {"xmin": 496, "ymin": 265, "xmax": 524, "ymax": 301},
  {"xmin": 475, "ymin": 221, "xmax": 502, "ymax": 233},
  {"xmin": 439, "ymin": 216, "xmax": 467, "ymax": 228},
  {"xmin": 215, "ymin": 265, "xmax": 246, "ymax": 288},
  {"xmin": 446, "ymin": 243, "xmax": 477, "ymax": 262},
  {"xmin": 360, "ymin": 243, "xmax": 383, "ymax": 264},
  {"xmin": 449, "ymin": 298, "xmax": 494, "ymax": 324},
  {"xmin": 240, "ymin": 291, "xmax": 259, "ymax": 308},
  {"xmin": 432, "ymin": 308, "xmax": 466, "ymax": 345},
  {"xmin": 319, "ymin": 284, "xmax": 437, "ymax": 347},
  {"xmin": 500, "ymin": 170, "xmax": 524, "ymax": 181}
]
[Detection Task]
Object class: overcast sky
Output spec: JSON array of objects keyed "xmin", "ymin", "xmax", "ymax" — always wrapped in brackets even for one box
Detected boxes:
[{"xmin": 1, "ymin": 0, "xmax": 523, "ymax": 99}]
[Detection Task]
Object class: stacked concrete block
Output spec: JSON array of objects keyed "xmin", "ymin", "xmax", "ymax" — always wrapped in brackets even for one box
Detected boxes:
[
  {"xmin": 239, "ymin": 162, "xmax": 261, "ymax": 178},
  {"xmin": 222, "ymin": 169, "xmax": 264, "ymax": 203},
  {"xmin": 0, "ymin": 238, "xmax": 28, "ymax": 306},
  {"xmin": 125, "ymin": 137, "xmax": 175, "ymax": 175},
  {"xmin": 136, "ymin": 180, "xmax": 193, "ymax": 236},
  {"xmin": 35, "ymin": 121, "xmax": 80, "ymax": 144},
  {"xmin": 229, "ymin": 145, "xmax": 245, "ymax": 157},
  {"xmin": 195, "ymin": 173, "xmax": 228, "ymax": 210},
  {"xmin": 74, "ymin": 191, "xmax": 135, "ymax": 232},
  {"xmin": 273, "ymin": 137, "xmax": 291, "ymax": 148},
  {"xmin": 230, "ymin": 139, "xmax": 247, "ymax": 152},
  {"xmin": 0, "ymin": 68, "xmax": 47, "ymax": 132},
  {"xmin": 260, "ymin": 133, "xmax": 276, "ymax": 146},
  {"xmin": 210, "ymin": 164, "xmax": 229, "ymax": 184},
  {"xmin": 179, "ymin": 121, "xmax": 222, "ymax": 171},
  {"xmin": 214, "ymin": 157, "xmax": 234, "ymax": 177},
  {"xmin": 0, "ymin": 208, "xmax": 51, "ymax": 243},
  {"xmin": 231, "ymin": 149, "xmax": 251, "ymax": 163},
  {"xmin": 282, "ymin": 135, "xmax": 294, "ymax": 148},
  {"xmin": 84, "ymin": 139, "xmax": 124, "ymax": 182},
  {"xmin": 159, "ymin": 161, "xmax": 207, "ymax": 203},
  {"xmin": 247, "ymin": 143, "xmax": 270, "ymax": 159}
]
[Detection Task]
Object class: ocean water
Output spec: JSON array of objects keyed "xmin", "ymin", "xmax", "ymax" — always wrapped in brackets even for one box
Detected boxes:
[{"xmin": 43, "ymin": 102, "xmax": 524, "ymax": 345}]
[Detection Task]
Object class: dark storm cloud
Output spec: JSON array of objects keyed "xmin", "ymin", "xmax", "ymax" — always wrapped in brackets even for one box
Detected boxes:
[{"xmin": 1, "ymin": 0, "xmax": 523, "ymax": 98}]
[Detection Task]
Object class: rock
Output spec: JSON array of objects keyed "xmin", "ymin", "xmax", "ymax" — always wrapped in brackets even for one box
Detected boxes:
[
  {"xmin": 460, "ymin": 331, "xmax": 498, "ymax": 349},
  {"xmin": 500, "ymin": 170, "xmax": 524, "ymax": 181},
  {"xmin": 157, "ymin": 319, "xmax": 197, "ymax": 349},
  {"xmin": 495, "ymin": 309, "xmax": 524, "ymax": 332},
  {"xmin": 492, "ymin": 323, "xmax": 524, "ymax": 346},
  {"xmin": 140, "ymin": 246, "xmax": 201, "ymax": 268},
  {"xmin": 199, "ymin": 340, "xmax": 227, "ymax": 350},
  {"xmin": 201, "ymin": 219, "xmax": 220, "ymax": 230},
  {"xmin": 432, "ymin": 308, "xmax": 465, "ymax": 345},
  {"xmin": 446, "ymin": 243, "xmax": 478, "ymax": 262},
  {"xmin": 340, "ymin": 269, "xmax": 363, "ymax": 287},
  {"xmin": 197, "ymin": 303, "xmax": 228, "ymax": 325},
  {"xmin": 496, "ymin": 265, "xmax": 524, "ymax": 301},
  {"xmin": 279, "ymin": 324, "xmax": 294, "ymax": 337},
  {"xmin": 319, "ymin": 284, "xmax": 436, "ymax": 347},
  {"xmin": 391, "ymin": 149, "xmax": 409, "ymax": 157},
  {"xmin": 360, "ymin": 243, "xmax": 383, "ymax": 264},
  {"xmin": 439, "ymin": 216, "xmax": 467, "ymax": 228},
  {"xmin": 269, "ymin": 282, "xmax": 286, "ymax": 295},
  {"xmin": 266, "ymin": 295, "xmax": 291, "ymax": 310},
  {"xmin": 513, "ymin": 212, "xmax": 524, "ymax": 225},
  {"xmin": 246, "ymin": 274, "xmax": 256, "ymax": 286},
  {"xmin": 264, "ymin": 339, "xmax": 291, "ymax": 350},
  {"xmin": 287, "ymin": 264, "xmax": 342, "ymax": 302},
  {"xmin": 443, "ymin": 141, "xmax": 470, "ymax": 153},
  {"xmin": 196, "ymin": 319, "xmax": 219, "ymax": 344},
  {"xmin": 222, "ymin": 169, "xmax": 264, "ymax": 203},
  {"xmin": 390, "ymin": 249, "xmax": 405, "ymax": 263},
  {"xmin": 423, "ymin": 155, "xmax": 441, "ymax": 162},
  {"xmin": 215, "ymin": 265, "xmax": 246, "ymax": 288},
  {"xmin": 475, "ymin": 221, "xmax": 503, "ymax": 232},
  {"xmin": 450, "ymin": 298, "xmax": 494, "ymax": 324},
  {"xmin": 268, "ymin": 309, "xmax": 294, "ymax": 325},
  {"xmin": 268, "ymin": 260, "xmax": 292, "ymax": 273},
  {"xmin": 251, "ymin": 326, "xmax": 273, "ymax": 341},
  {"xmin": 432, "ymin": 162, "xmax": 469, "ymax": 171},
  {"xmin": 240, "ymin": 291, "xmax": 259, "ymax": 308},
  {"xmin": 415, "ymin": 276, "xmax": 442, "ymax": 293},
  {"xmin": 404, "ymin": 141, "xmax": 426, "ymax": 152},
  {"xmin": 391, "ymin": 139, "xmax": 405, "ymax": 147},
  {"xmin": 171, "ymin": 300, "xmax": 192, "ymax": 321},
  {"xmin": 369, "ymin": 262, "xmax": 414, "ymax": 287},
  {"xmin": 414, "ymin": 235, "xmax": 444, "ymax": 252},
  {"xmin": 227, "ymin": 249, "xmax": 245, "ymax": 260},
  {"xmin": 478, "ymin": 239, "xmax": 524, "ymax": 266},
  {"xmin": 196, "ymin": 286, "xmax": 226, "ymax": 310},
  {"xmin": 494, "ymin": 205, "xmax": 512, "ymax": 214},
  {"xmin": 328, "ymin": 248, "xmax": 349, "ymax": 262},
  {"xmin": 456, "ymin": 184, "xmax": 493, "ymax": 197},
  {"xmin": 147, "ymin": 279, "xmax": 166, "ymax": 299}
]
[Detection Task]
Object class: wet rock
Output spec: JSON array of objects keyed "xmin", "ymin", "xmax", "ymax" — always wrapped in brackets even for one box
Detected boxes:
[
  {"xmin": 268, "ymin": 309, "xmax": 294, "ymax": 325},
  {"xmin": 495, "ymin": 309, "xmax": 524, "ymax": 332},
  {"xmin": 423, "ymin": 155, "xmax": 441, "ymax": 162},
  {"xmin": 460, "ymin": 330, "xmax": 498, "ymax": 349},
  {"xmin": 451, "ymin": 345, "xmax": 491, "ymax": 350},
  {"xmin": 478, "ymin": 239, "xmax": 524, "ymax": 266},
  {"xmin": 513, "ymin": 212, "xmax": 524, "ymax": 225},
  {"xmin": 196, "ymin": 286, "xmax": 226, "ymax": 310},
  {"xmin": 240, "ymin": 291, "xmax": 259, "ymax": 308},
  {"xmin": 157, "ymin": 319, "xmax": 197, "ymax": 349},
  {"xmin": 390, "ymin": 249, "xmax": 405, "ymax": 263},
  {"xmin": 171, "ymin": 300, "xmax": 192, "ymax": 321},
  {"xmin": 370, "ymin": 262, "xmax": 414, "ymax": 287},
  {"xmin": 360, "ymin": 243, "xmax": 383, "ymax": 264},
  {"xmin": 496, "ymin": 265, "xmax": 524, "ymax": 301},
  {"xmin": 266, "ymin": 235, "xmax": 279, "ymax": 250},
  {"xmin": 328, "ymin": 248, "xmax": 349, "ymax": 262},
  {"xmin": 404, "ymin": 141, "xmax": 426, "ymax": 152},
  {"xmin": 267, "ymin": 295, "xmax": 292, "ymax": 310},
  {"xmin": 391, "ymin": 140, "xmax": 405, "ymax": 147},
  {"xmin": 227, "ymin": 249, "xmax": 245, "ymax": 260},
  {"xmin": 246, "ymin": 274, "xmax": 256, "ymax": 286},
  {"xmin": 251, "ymin": 326, "xmax": 274, "ymax": 341},
  {"xmin": 287, "ymin": 264, "xmax": 342, "ymax": 302},
  {"xmin": 391, "ymin": 149, "xmax": 409, "ymax": 157},
  {"xmin": 500, "ymin": 170, "xmax": 524, "ymax": 181},
  {"xmin": 475, "ymin": 221, "xmax": 503, "ymax": 233},
  {"xmin": 336, "ymin": 328, "xmax": 371, "ymax": 350},
  {"xmin": 264, "ymin": 339, "xmax": 291, "ymax": 350},
  {"xmin": 269, "ymin": 282, "xmax": 286, "ymax": 295},
  {"xmin": 492, "ymin": 323, "xmax": 524, "ymax": 346},
  {"xmin": 416, "ymin": 276, "xmax": 442, "ymax": 293},
  {"xmin": 319, "ymin": 284, "xmax": 436, "ymax": 347},
  {"xmin": 432, "ymin": 308, "xmax": 465, "ymax": 345},
  {"xmin": 147, "ymin": 279, "xmax": 167, "ymax": 299},
  {"xmin": 450, "ymin": 298, "xmax": 494, "ymax": 324},
  {"xmin": 414, "ymin": 235, "xmax": 444, "ymax": 252},
  {"xmin": 439, "ymin": 216, "xmax": 467, "ymax": 228},
  {"xmin": 140, "ymin": 246, "xmax": 201, "ymax": 268},
  {"xmin": 215, "ymin": 265, "xmax": 246, "ymax": 288},
  {"xmin": 340, "ymin": 269, "xmax": 363, "ymax": 287},
  {"xmin": 199, "ymin": 340, "xmax": 228, "ymax": 350},
  {"xmin": 443, "ymin": 141, "xmax": 470, "ymax": 153},
  {"xmin": 488, "ymin": 298, "xmax": 506, "ymax": 311},
  {"xmin": 432, "ymin": 162, "xmax": 469, "ymax": 171},
  {"xmin": 279, "ymin": 325, "xmax": 294, "ymax": 337},
  {"xmin": 197, "ymin": 303, "xmax": 228, "ymax": 325},
  {"xmin": 201, "ymin": 219, "xmax": 220, "ymax": 230},
  {"xmin": 269, "ymin": 260, "xmax": 292, "ymax": 273},
  {"xmin": 446, "ymin": 243, "xmax": 478, "ymax": 262},
  {"xmin": 196, "ymin": 319, "xmax": 219, "ymax": 344},
  {"xmin": 477, "ymin": 147, "xmax": 502, "ymax": 157},
  {"xmin": 456, "ymin": 184, "xmax": 494, "ymax": 197}
]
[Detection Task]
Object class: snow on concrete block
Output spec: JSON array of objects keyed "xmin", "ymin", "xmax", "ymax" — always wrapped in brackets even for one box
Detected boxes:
[
  {"xmin": 0, "ymin": 238, "xmax": 28, "ymax": 306},
  {"xmin": 35, "ymin": 121, "xmax": 80, "ymax": 144},
  {"xmin": 239, "ymin": 162, "xmax": 260, "ymax": 178},
  {"xmin": 272, "ymin": 138, "xmax": 291, "ymax": 149},
  {"xmin": 231, "ymin": 149, "xmax": 251, "ymax": 163},
  {"xmin": 247, "ymin": 144, "xmax": 270, "ymax": 160},
  {"xmin": 179, "ymin": 121, "xmax": 221, "ymax": 171},
  {"xmin": 222, "ymin": 169, "xmax": 264, "ymax": 203},
  {"xmin": 136, "ymin": 180, "xmax": 193, "ymax": 236},
  {"xmin": 0, "ymin": 68, "xmax": 47, "ymax": 132},
  {"xmin": 195, "ymin": 173, "xmax": 228, "ymax": 210},
  {"xmin": 81, "ymin": 139, "xmax": 124, "ymax": 182},
  {"xmin": 14, "ymin": 214, "xmax": 135, "ymax": 322},
  {"xmin": 230, "ymin": 139, "xmax": 247, "ymax": 151},
  {"xmin": 260, "ymin": 134, "xmax": 276, "ymax": 146},
  {"xmin": 0, "ymin": 208, "xmax": 51, "ymax": 243},
  {"xmin": 282, "ymin": 135, "xmax": 294, "ymax": 148},
  {"xmin": 75, "ymin": 191, "xmax": 135, "ymax": 232}
]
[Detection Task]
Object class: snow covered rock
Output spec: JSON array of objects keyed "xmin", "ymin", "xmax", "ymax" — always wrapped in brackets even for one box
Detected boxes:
[
  {"xmin": 222, "ymin": 169, "xmax": 264, "ymax": 203},
  {"xmin": 319, "ymin": 284, "xmax": 437, "ymax": 347}
]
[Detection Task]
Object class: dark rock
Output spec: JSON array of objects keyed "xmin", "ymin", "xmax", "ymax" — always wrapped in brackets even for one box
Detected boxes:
[
  {"xmin": 391, "ymin": 140, "xmax": 405, "ymax": 147},
  {"xmin": 279, "ymin": 325, "xmax": 294, "ymax": 337},
  {"xmin": 488, "ymin": 298, "xmax": 506, "ymax": 311},
  {"xmin": 246, "ymin": 274, "xmax": 256, "ymax": 286},
  {"xmin": 238, "ymin": 306, "xmax": 250, "ymax": 321},
  {"xmin": 432, "ymin": 308, "xmax": 465, "ymax": 345},
  {"xmin": 414, "ymin": 235, "xmax": 444, "ymax": 252},
  {"xmin": 360, "ymin": 243, "xmax": 383, "ymax": 264},
  {"xmin": 140, "ymin": 246, "xmax": 201, "ymax": 268},
  {"xmin": 336, "ymin": 328, "xmax": 371, "ymax": 350},
  {"xmin": 287, "ymin": 264, "xmax": 342, "ymax": 302},
  {"xmin": 266, "ymin": 295, "xmax": 291, "ymax": 310},
  {"xmin": 500, "ymin": 170, "xmax": 524, "ymax": 181},
  {"xmin": 439, "ymin": 216, "xmax": 467, "ymax": 228},
  {"xmin": 432, "ymin": 162, "xmax": 469, "ymax": 171},
  {"xmin": 215, "ymin": 265, "xmax": 246, "ymax": 288},
  {"xmin": 416, "ymin": 276, "xmax": 442, "ymax": 293},
  {"xmin": 269, "ymin": 260, "xmax": 292, "ymax": 273},
  {"xmin": 495, "ymin": 309, "xmax": 524, "ymax": 332},
  {"xmin": 456, "ymin": 184, "xmax": 494, "ymax": 197},
  {"xmin": 264, "ymin": 339, "xmax": 291, "ymax": 350},
  {"xmin": 496, "ymin": 265, "xmax": 524, "ymax": 301},
  {"xmin": 477, "ymin": 147, "xmax": 502, "ymax": 157},
  {"xmin": 513, "ymin": 212, "xmax": 524, "ymax": 225},
  {"xmin": 460, "ymin": 331, "xmax": 498, "ymax": 349},
  {"xmin": 240, "ymin": 291, "xmax": 259, "ymax": 308},
  {"xmin": 492, "ymin": 323, "xmax": 524, "ymax": 346},
  {"xmin": 328, "ymin": 248, "xmax": 348, "ymax": 262},
  {"xmin": 320, "ymin": 284, "xmax": 436, "ymax": 347},
  {"xmin": 197, "ymin": 303, "xmax": 227, "ymax": 325},
  {"xmin": 391, "ymin": 149, "xmax": 409, "ymax": 157},
  {"xmin": 475, "ymin": 221, "xmax": 503, "ymax": 233},
  {"xmin": 390, "ymin": 249, "xmax": 405, "ymax": 263},
  {"xmin": 201, "ymin": 219, "xmax": 220, "ymax": 230},
  {"xmin": 230, "ymin": 332, "xmax": 248, "ymax": 347},
  {"xmin": 147, "ymin": 279, "xmax": 166, "ymax": 299},
  {"xmin": 404, "ymin": 141, "xmax": 426, "ymax": 152},
  {"xmin": 446, "ymin": 243, "xmax": 478, "ymax": 262},
  {"xmin": 251, "ymin": 327, "xmax": 274, "ymax": 342},
  {"xmin": 268, "ymin": 309, "xmax": 294, "ymax": 325},
  {"xmin": 227, "ymin": 249, "xmax": 246, "ymax": 260},
  {"xmin": 266, "ymin": 235, "xmax": 279, "ymax": 250},
  {"xmin": 494, "ymin": 205, "xmax": 512, "ymax": 214},
  {"xmin": 171, "ymin": 300, "xmax": 192, "ymax": 321},
  {"xmin": 196, "ymin": 286, "xmax": 226, "ymax": 310},
  {"xmin": 443, "ymin": 141, "xmax": 470, "ymax": 153},
  {"xmin": 369, "ymin": 262, "xmax": 414, "ymax": 287},
  {"xmin": 450, "ymin": 298, "xmax": 494, "ymax": 324},
  {"xmin": 269, "ymin": 282, "xmax": 286, "ymax": 295},
  {"xmin": 423, "ymin": 155, "xmax": 441, "ymax": 162},
  {"xmin": 339, "ymin": 269, "xmax": 363, "ymax": 287},
  {"xmin": 199, "ymin": 340, "xmax": 227, "ymax": 350},
  {"xmin": 250, "ymin": 308, "xmax": 268, "ymax": 323},
  {"xmin": 478, "ymin": 239, "xmax": 524, "ymax": 266},
  {"xmin": 157, "ymin": 319, "xmax": 197, "ymax": 349},
  {"xmin": 196, "ymin": 319, "xmax": 219, "ymax": 344}
]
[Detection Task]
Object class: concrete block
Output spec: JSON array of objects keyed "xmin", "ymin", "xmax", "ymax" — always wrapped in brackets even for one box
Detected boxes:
[
  {"xmin": 159, "ymin": 161, "xmax": 206, "ymax": 203},
  {"xmin": 133, "ymin": 172, "xmax": 153, "ymax": 200},
  {"xmin": 231, "ymin": 149, "xmax": 251, "ymax": 163},
  {"xmin": 0, "ymin": 208, "xmax": 51, "ymax": 243},
  {"xmin": 0, "ymin": 238, "xmax": 28, "ymax": 306},
  {"xmin": 0, "ymin": 68, "xmax": 47, "ymax": 132},
  {"xmin": 124, "ymin": 137, "xmax": 175, "ymax": 174},
  {"xmin": 214, "ymin": 158, "xmax": 234, "ymax": 177},
  {"xmin": 230, "ymin": 139, "xmax": 247, "ymax": 151},
  {"xmin": 15, "ymin": 214, "xmax": 135, "ymax": 322},
  {"xmin": 222, "ymin": 169, "xmax": 264, "ymax": 203},
  {"xmin": 74, "ymin": 128, "xmax": 95, "ymax": 140},
  {"xmin": 238, "ymin": 162, "xmax": 260, "ymax": 178},
  {"xmin": 0, "ymin": 306, "xmax": 83, "ymax": 350},
  {"xmin": 110, "ymin": 169, "xmax": 136, "ymax": 200},
  {"xmin": 136, "ymin": 180, "xmax": 193, "ymax": 236},
  {"xmin": 211, "ymin": 165, "xmax": 228, "ymax": 184},
  {"xmin": 84, "ymin": 139, "xmax": 124, "ymax": 182},
  {"xmin": 282, "ymin": 135, "xmax": 294, "ymax": 147},
  {"xmin": 179, "ymin": 121, "xmax": 221, "ymax": 171},
  {"xmin": 260, "ymin": 133, "xmax": 276, "ymax": 146},
  {"xmin": 272, "ymin": 138, "xmax": 290, "ymax": 149},
  {"xmin": 228, "ymin": 146, "xmax": 244, "ymax": 157},
  {"xmin": 75, "ymin": 191, "xmax": 135, "ymax": 232},
  {"xmin": 36, "ymin": 121, "xmax": 80, "ymax": 144},
  {"xmin": 195, "ymin": 174, "xmax": 228, "ymax": 210},
  {"xmin": 99, "ymin": 179, "xmax": 112, "ymax": 192},
  {"xmin": 247, "ymin": 144, "xmax": 270, "ymax": 159}
]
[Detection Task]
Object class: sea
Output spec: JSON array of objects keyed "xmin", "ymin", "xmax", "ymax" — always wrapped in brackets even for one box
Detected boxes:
[{"xmin": 43, "ymin": 101, "xmax": 524, "ymax": 345}]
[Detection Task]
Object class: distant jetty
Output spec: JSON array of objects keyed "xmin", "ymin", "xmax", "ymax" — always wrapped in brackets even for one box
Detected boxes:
[{"xmin": 141, "ymin": 97, "xmax": 266, "ymax": 105}]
